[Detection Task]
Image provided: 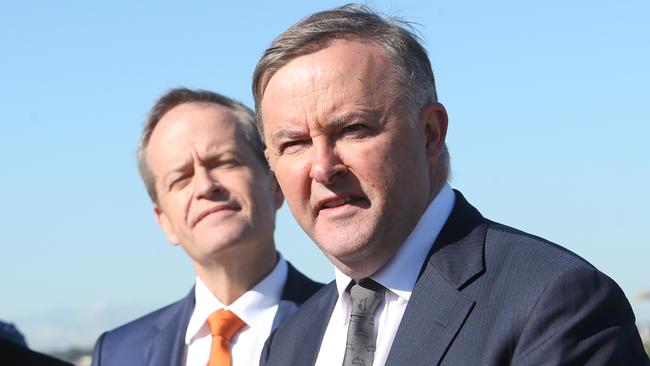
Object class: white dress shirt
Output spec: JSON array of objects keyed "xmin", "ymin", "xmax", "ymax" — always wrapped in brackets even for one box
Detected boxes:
[
  {"xmin": 315, "ymin": 184, "xmax": 455, "ymax": 366},
  {"xmin": 183, "ymin": 255, "xmax": 297, "ymax": 366}
]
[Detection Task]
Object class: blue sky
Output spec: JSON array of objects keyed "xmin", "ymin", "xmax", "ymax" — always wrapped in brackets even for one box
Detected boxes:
[{"xmin": 1, "ymin": 0, "xmax": 648, "ymax": 352}]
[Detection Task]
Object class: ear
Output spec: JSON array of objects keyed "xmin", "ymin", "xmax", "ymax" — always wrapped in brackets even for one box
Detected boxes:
[
  {"xmin": 154, "ymin": 203, "xmax": 180, "ymax": 246},
  {"xmin": 420, "ymin": 102, "xmax": 448, "ymax": 164},
  {"xmin": 264, "ymin": 148, "xmax": 272, "ymax": 169},
  {"xmin": 269, "ymin": 172, "xmax": 284, "ymax": 210}
]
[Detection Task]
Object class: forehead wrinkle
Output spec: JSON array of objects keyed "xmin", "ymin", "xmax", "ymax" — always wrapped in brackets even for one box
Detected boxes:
[
  {"xmin": 286, "ymin": 83, "xmax": 331, "ymax": 117},
  {"xmin": 157, "ymin": 143, "xmax": 197, "ymax": 176},
  {"xmin": 201, "ymin": 142, "xmax": 231, "ymax": 159}
]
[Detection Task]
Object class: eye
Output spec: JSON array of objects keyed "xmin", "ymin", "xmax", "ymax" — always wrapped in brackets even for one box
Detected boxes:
[
  {"xmin": 339, "ymin": 123, "xmax": 372, "ymax": 139},
  {"xmin": 169, "ymin": 174, "xmax": 191, "ymax": 190},
  {"xmin": 342, "ymin": 124, "xmax": 366, "ymax": 133},
  {"xmin": 218, "ymin": 159, "xmax": 240, "ymax": 168},
  {"xmin": 205, "ymin": 155, "xmax": 241, "ymax": 171},
  {"xmin": 279, "ymin": 140, "xmax": 309, "ymax": 154}
]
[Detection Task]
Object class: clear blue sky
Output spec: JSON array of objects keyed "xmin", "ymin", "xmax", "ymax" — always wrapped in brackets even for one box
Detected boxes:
[{"xmin": 1, "ymin": 0, "xmax": 648, "ymax": 352}]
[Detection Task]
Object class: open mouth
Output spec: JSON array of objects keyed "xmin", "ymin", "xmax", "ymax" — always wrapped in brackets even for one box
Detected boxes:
[
  {"xmin": 322, "ymin": 196, "xmax": 355, "ymax": 209},
  {"xmin": 318, "ymin": 195, "xmax": 368, "ymax": 212}
]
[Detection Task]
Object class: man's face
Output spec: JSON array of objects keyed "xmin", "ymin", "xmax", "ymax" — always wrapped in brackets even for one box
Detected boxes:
[
  {"xmin": 260, "ymin": 39, "xmax": 447, "ymax": 277},
  {"xmin": 147, "ymin": 102, "xmax": 282, "ymax": 266}
]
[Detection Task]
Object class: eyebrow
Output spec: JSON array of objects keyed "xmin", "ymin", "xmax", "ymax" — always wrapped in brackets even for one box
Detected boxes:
[
  {"xmin": 327, "ymin": 110, "xmax": 382, "ymax": 128},
  {"xmin": 161, "ymin": 163, "xmax": 191, "ymax": 186},
  {"xmin": 328, "ymin": 113, "xmax": 361, "ymax": 128},
  {"xmin": 270, "ymin": 129, "xmax": 306, "ymax": 147}
]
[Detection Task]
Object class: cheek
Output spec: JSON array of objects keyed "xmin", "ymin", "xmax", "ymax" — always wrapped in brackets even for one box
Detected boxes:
[
  {"xmin": 271, "ymin": 162, "xmax": 313, "ymax": 227},
  {"xmin": 274, "ymin": 158, "xmax": 312, "ymax": 205},
  {"xmin": 344, "ymin": 140, "xmax": 394, "ymax": 186},
  {"xmin": 355, "ymin": 160, "xmax": 395, "ymax": 204},
  {"xmin": 163, "ymin": 193, "xmax": 185, "ymax": 216}
]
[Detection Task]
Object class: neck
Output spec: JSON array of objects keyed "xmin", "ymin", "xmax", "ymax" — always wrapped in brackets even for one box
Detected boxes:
[
  {"xmin": 194, "ymin": 241, "xmax": 278, "ymax": 305},
  {"xmin": 334, "ymin": 182, "xmax": 446, "ymax": 280},
  {"xmin": 330, "ymin": 250, "xmax": 394, "ymax": 280}
]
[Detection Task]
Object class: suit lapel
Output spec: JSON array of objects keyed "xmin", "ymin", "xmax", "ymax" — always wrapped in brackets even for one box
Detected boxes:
[
  {"xmin": 271, "ymin": 262, "xmax": 323, "ymax": 331},
  {"xmin": 262, "ymin": 281, "xmax": 338, "ymax": 365},
  {"xmin": 280, "ymin": 261, "xmax": 324, "ymax": 304},
  {"xmin": 386, "ymin": 191, "xmax": 487, "ymax": 366},
  {"xmin": 146, "ymin": 289, "xmax": 195, "ymax": 366},
  {"xmin": 385, "ymin": 268, "xmax": 475, "ymax": 366},
  {"xmin": 292, "ymin": 283, "xmax": 338, "ymax": 366}
]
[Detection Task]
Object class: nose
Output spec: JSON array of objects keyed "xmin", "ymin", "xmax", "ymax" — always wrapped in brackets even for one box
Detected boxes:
[
  {"xmin": 309, "ymin": 140, "xmax": 348, "ymax": 185},
  {"xmin": 193, "ymin": 166, "xmax": 221, "ymax": 199}
]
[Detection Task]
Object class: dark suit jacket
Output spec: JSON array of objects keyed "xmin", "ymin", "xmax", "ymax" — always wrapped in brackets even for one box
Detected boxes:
[
  {"xmin": 261, "ymin": 191, "xmax": 649, "ymax": 365},
  {"xmin": 91, "ymin": 262, "xmax": 322, "ymax": 366},
  {"xmin": 0, "ymin": 338, "xmax": 73, "ymax": 366}
]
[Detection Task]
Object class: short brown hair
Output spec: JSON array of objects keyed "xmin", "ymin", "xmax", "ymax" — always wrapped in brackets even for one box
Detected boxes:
[{"xmin": 137, "ymin": 88, "xmax": 265, "ymax": 203}]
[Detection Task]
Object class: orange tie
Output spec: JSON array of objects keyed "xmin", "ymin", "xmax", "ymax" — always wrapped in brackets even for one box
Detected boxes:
[{"xmin": 207, "ymin": 309, "xmax": 246, "ymax": 366}]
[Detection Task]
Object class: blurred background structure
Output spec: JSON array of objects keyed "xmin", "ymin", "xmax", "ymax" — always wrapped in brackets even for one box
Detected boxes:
[
  {"xmin": 1, "ymin": 1, "xmax": 649, "ymax": 362},
  {"xmin": 635, "ymin": 292, "xmax": 650, "ymax": 354}
]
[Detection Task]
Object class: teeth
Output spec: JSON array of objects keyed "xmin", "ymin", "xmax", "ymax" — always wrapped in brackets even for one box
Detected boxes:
[{"xmin": 323, "ymin": 196, "xmax": 353, "ymax": 208}]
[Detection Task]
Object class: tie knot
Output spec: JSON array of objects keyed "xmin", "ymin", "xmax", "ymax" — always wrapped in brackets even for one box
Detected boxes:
[
  {"xmin": 349, "ymin": 278, "xmax": 384, "ymax": 316},
  {"xmin": 207, "ymin": 309, "xmax": 246, "ymax": 341}
]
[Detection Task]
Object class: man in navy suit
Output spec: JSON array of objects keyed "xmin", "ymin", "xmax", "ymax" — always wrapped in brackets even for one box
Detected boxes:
[
  {"xmin": 252, "ymin": 4, "xmax": 649, "ymax": 365},
  {"xmin": 91, "ymin": 88, "xmax": 322, "ymax": 366}
]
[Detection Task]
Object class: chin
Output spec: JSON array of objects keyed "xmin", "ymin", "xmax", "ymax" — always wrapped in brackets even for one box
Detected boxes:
[
  {"xmin": 319, "ymin": 236, "xmax": 373, "ymax": 262},
  {"xmin": 193, "ymin": 236, "xmax": 243, "ymax": 257}
]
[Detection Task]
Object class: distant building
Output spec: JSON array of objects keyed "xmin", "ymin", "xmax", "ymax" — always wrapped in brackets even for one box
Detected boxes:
[
  {"xmin": 73, "ymin": 355, "xmax": 91, "ymax": 366},
  {"xmin": 49, "ymin": 346, "xmax": 92, "ymax": 366},
  {"xmin": 640, "ymin": 324, "xmax": 650, "ymax": 343}
]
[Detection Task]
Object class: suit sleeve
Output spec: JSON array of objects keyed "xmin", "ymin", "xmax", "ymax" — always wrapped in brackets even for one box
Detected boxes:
[
  {"xmin": 511, "ymin": 265, "xmax": 649, "ymax": 365},
  {"xmin": 90, "ymin": 332, "xmax": 107, "ymax": 366}
]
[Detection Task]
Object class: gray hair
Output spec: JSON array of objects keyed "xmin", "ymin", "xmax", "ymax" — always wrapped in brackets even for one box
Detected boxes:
[
  {"xmin": 252, "ymin": 3, "xmax": 449, "ymax": 179},
  {"xmin": 137, "ymin": 87, "xmax": 266, "ymax": 203}
]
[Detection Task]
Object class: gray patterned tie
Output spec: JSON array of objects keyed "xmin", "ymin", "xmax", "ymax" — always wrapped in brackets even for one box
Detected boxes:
[{"xmin": 342, "ymin": 279, "xmax": 385, "ymax": 366}]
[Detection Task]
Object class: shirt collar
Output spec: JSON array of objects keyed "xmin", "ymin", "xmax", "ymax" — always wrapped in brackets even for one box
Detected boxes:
[
  {"xmin": 185, "ymin": 255, "xmax": 289, "ymax": 345},
  {"xmin": 334, "ymin": 184, "xmax": 455, "ymax": 302}
]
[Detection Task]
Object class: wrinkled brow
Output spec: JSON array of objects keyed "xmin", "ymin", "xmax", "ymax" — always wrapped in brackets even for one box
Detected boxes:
[
  {"xmin": 270, "ymin": 129, "xmax": 306, "ymax": 147},
  {"xmin": 327, "ymin": 110, "xmax": 382, "ymax": 128}
]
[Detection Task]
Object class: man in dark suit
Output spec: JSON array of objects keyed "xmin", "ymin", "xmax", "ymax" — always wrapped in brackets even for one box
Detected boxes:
[
  {"xmin": 91, "ymin": 88, "xmax": 322, "ymax": 366},
  {"xmin": 252, "ymin": 4, "xmax": 649, "ymax": 365}
]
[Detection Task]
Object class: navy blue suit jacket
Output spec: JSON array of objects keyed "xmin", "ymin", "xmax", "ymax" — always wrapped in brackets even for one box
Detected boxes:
[
  {"xmin": 91, "ymin": 262, "xmax": 322, "ymax": 366},
  {"xmin": 261, "ymin": 192, "xmax": 649, "ymax": 365}
]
